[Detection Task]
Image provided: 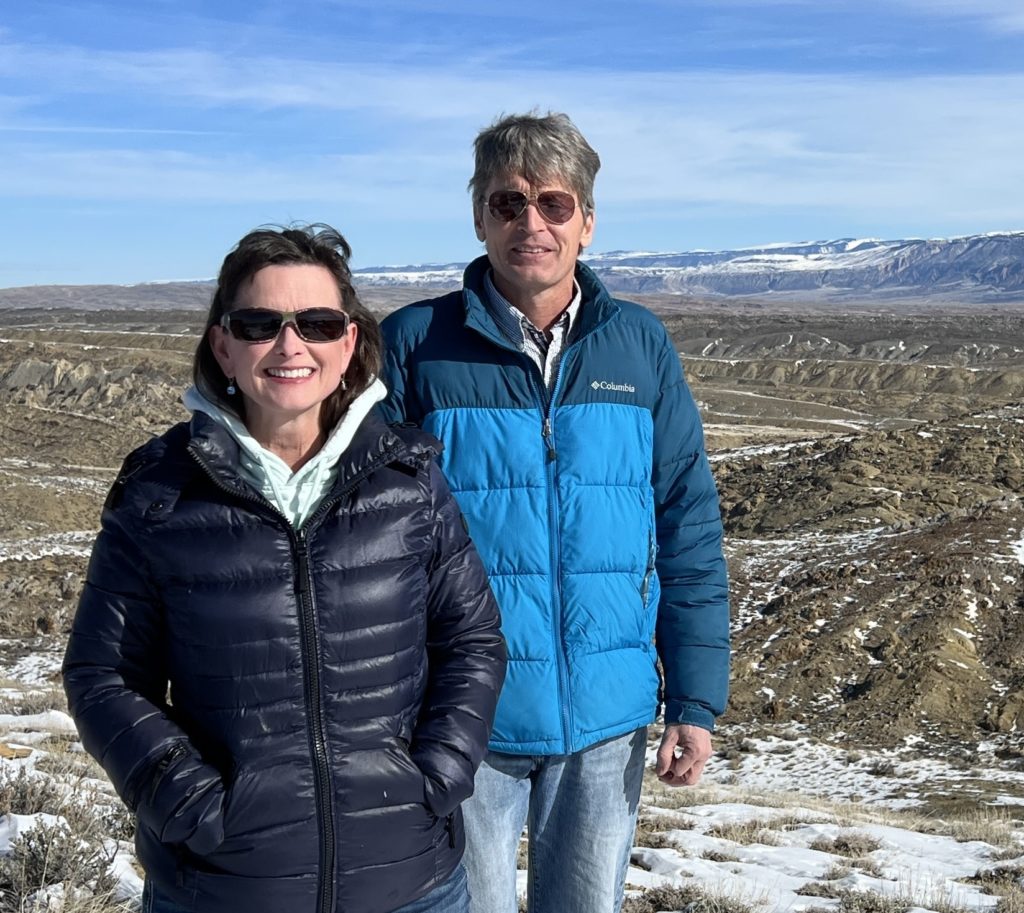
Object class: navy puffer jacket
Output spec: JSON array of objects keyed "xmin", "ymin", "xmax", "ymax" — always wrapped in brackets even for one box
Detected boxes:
[{"xmin": 63, "ymin": 411, "xmax": 506, "ymax": 913}]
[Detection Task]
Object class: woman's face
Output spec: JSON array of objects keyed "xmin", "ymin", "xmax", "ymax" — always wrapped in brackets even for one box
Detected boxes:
[{"xmin": 210, "ymin": 264, "xmax": 358, "ymax": 440}]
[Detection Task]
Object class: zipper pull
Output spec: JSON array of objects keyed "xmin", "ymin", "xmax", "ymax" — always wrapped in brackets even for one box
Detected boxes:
[
  {"xmin": 542, "ymin": 418, "xmax": 557, "ymax": 462},
  {"xmin": 295, "ymin": 533, "xmax": 311, "ymax": 597}
]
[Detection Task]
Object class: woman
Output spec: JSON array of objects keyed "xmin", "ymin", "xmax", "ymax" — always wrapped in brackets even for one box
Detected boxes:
[{"xmin": 63, "ymin": 225, "xmax": 506, "ymax": 913}]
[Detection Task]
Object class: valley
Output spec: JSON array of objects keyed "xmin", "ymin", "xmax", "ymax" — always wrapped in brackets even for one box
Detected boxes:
[{"xmin": 1, "ymin": 292, "xmax": 1024, "ymax": 776}]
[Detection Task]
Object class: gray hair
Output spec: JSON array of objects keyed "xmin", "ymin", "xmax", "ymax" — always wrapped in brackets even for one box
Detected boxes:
[{"xmin": 468, "ymin": 111, "xmax": 601, "ymax": 216}]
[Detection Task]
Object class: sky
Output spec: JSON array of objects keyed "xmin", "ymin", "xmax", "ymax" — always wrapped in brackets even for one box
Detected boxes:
[{"xmin": 1, "ymin": 1, "xmax": 1023, "ymax": 287}]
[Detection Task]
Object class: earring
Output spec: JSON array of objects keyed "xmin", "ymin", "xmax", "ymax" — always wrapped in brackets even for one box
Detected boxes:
[
  {"xmin": 226, "ymin": 377, "xmax": 237, "ymax": 395},
  {"xmin": 340, "ymin": 376, "xmax": 347, "ymax": 391}
]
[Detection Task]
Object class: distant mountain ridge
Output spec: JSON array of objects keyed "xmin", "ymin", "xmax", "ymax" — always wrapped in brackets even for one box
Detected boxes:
[
  {"xmin": 2, "ymin": 231, "xmax": 1023, "ymax": 308},
  {"xmin": 354, "ymin": 231, "xmax": 1024, "ymax": 302}
]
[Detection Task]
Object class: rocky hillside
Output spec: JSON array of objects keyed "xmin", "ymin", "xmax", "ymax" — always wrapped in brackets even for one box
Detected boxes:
[
  {"xmin": 1, "ymin": 302, "xmax": 1023, "ymax": 756},
  {"xmin": 718, "ymin": 405, "xmax": 1024, "ymax": 751},
  {"xmin": 3, "ymin": 231, "xmax": 1024, "ymax": 308},
  {"xmin": 353, "ymin": 232, "xmax": 1024, "ymax": 302}
]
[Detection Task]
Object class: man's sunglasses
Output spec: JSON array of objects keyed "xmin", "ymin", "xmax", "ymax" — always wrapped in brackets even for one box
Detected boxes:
[
  {"xmin": 486, "ymin": 190, "xmax": 577, "ymax": 225},
  {"xmin": 220, "ymin": 308, "xmax": 351, "ymax": 343}
]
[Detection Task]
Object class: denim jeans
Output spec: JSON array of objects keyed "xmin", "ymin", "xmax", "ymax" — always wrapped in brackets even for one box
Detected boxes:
[
  {"xmin": 141, "ymin": 864, "xmax": 469, "ymax": 913},
  {"xmin": 461, "ymin": 727, "xmax": 647, "ymax": 913},
  {"xmin": 393, "ymin": 865, "xmax": 470, "ymax": 913}
]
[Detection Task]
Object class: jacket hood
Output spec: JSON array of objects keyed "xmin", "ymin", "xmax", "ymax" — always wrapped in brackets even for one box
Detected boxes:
[{"xmin": 178, "ymin": 380, "xmax": 438, "ymax": 526}]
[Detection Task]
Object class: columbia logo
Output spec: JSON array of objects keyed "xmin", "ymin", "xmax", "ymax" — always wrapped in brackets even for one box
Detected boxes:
[{"xmin": 591, "ymin": 380, "xmax": 636, "ymax": 393}]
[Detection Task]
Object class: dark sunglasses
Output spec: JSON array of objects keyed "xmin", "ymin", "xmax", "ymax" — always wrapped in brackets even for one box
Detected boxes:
[
  {"xmin": 486, "ymin": 189, "xmax": 577, "ymax": 225},
  {"xmin": 220, "ymin": 307, "xmax": 351, "ymax": 343}
]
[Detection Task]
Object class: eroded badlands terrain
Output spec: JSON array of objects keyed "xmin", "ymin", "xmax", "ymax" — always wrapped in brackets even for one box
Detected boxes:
[{"xmin": 2, "ymin": 293, "xmax": 1023, "ymax": 775}]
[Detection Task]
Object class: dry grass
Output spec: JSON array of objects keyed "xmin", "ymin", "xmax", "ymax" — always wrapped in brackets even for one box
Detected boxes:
[
  {"xmin": 0, "ymin": 767, "xmax": 65, "ymax": 818},
  {"xmin": 0, "ymin": 820, "xmax": 125, "ymax": 913},
  {"xmin": 643, "ymin": 769, "xmax": 1024, "ymax": 852},
  {"xmin": 634, "ymin": 811, "xmax": 697, "ymax": 849},
  {"xmin": 810, "ymin": 832, "xmax": 882, "ymax": 856},
  {"xmin": 964, "ymin": 862, "xmax": 1024, "ymax": 892},
  {"xmin": 833, "ymin": 890, "xmax": 912, "ymax": 913},
  {"xmin": 942, "ymin": 809, "xmax": 1019, "ymax": 847},
  {"xmin": 703, "ymin": 849, "xmax": 740, "ymax": 862},
  {"xmin": 33, "ymin": 737, "xmax": 108, "ymax": 784},
  {"xmin": 705, "ymin": 820, "xmax": 783, "ymax": 846},
  {"xmin": 997, "ymin": 887, "xmax": 1024, "ymax": 913},
  {"xmin": 622, "ymin": 883, "xmax": 762, "ymax": 913},
  {"xmin": 964, "ymin": 862, "xmax": 1024, "ymax": 913},
  {"xmin": 0, "ymin": 687, "xmax": 67, "ymax": 717},
  {"xmin": 796, "ymin": 882, "xmax": 842, "ymax": 898}
]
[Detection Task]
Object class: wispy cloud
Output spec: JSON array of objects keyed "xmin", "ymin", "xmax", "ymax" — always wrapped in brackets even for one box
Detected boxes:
[
  {"xmin": 0, "ymin": 2, "xmax": 1021, "ymax": 283},
  {"xmin": 891, "ymin": 0, "xmax": 1024, "ymax": 33},
  {"xmin": 2, "ymin": 61, "xmax": 1022, "ymax": 229}
]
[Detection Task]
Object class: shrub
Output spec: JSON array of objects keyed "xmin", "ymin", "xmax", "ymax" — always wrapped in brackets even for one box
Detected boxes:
[
  {"xmin": 835, "ymin": 890, "xmax": 911, "ymax": 913},
  {"xmin": 622, "ymin": 884, "xmax": 759, "ymax": 913},
  {"xmin": 0, "ymin": 768, "xmax": 64, "ymax": 818},
  {"xmin": 706, "ymin": 819, "xmax": 782, "ymax": 846},
  {"xmin": 810, "ymin": 832, "xmax": 882, "ymax": 857},
  {"xmin": 0, "ymin": 820, "xmax": 118, "ymax": 913}
]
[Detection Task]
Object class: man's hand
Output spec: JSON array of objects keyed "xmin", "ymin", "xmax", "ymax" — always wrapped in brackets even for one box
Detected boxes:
[{"xmin": 656, "ymin": 724, "xmax": 712, "ymax": 787}]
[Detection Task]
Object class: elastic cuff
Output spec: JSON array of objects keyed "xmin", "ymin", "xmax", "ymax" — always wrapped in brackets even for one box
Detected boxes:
[{"xmin": 662, "ymin": 700, "xmax": 715, "ymax": 732}]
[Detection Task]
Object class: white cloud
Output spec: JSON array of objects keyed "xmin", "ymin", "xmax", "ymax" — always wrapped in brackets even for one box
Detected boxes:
[
  {"xmin": 890, "ymin": 0, "xmax": 1024, "ymax": 32},
  {"xmin": 1, "ymin": 37, "xmax": 1023, "ymax": 238},
  {"xmin": 2, "ymin": 67, "xmax": 1022, "ymax": 233}
]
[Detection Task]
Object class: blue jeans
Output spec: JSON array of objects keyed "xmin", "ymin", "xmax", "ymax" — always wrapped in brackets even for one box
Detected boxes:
[
  {"xmin": 141, "ymin": 864, "xmax": 469, "ymax": 913},
  {"xmin": 394, "ymin": 865, "xmax": 470, "ymax": 913},
  {"xmin": 461, "ymin": 728, "xmax": 646, "ymax": 913}
]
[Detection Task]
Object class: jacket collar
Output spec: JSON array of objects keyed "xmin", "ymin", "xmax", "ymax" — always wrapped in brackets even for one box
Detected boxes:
[
  {"xmin": 460, "ymin": 255, "xmax": 620, "ymax": 347},
  {"xmin": 187, "ymin": 408, "xmax": 430, "ymax": 505}
]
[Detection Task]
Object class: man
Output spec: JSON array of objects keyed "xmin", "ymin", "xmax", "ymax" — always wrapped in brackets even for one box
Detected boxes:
[{"xmin": 379, "ymin": 111, "xmax": 730, "ymax": 913}]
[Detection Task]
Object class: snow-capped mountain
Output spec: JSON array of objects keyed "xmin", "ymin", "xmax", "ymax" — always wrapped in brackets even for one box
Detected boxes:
[{"xmin": 353, "ymin": 231, "xmax": 1024, "ymax": 301}]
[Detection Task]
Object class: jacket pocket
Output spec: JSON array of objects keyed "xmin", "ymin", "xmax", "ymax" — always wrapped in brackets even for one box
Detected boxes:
[
  {"xmin": 130, "ymin": 741, "xmax": 189, "ymax": 812},
  {"xmin": 640, "ymin": 529, "xmax": 657, "ymax": 607}
]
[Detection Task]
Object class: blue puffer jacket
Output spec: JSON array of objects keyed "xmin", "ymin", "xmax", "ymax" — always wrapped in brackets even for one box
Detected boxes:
[
  {"xmin": 380, "ymin": 257, "xmax": 729, "ymax": 756},
  {"xmin": 63, "ymin": 411, "xmax": 506, "ymax": 913}
]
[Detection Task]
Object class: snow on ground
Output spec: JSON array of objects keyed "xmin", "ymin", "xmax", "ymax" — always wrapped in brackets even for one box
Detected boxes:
[
  {"xmin": 3, "ymin": 705, "xmax": 1023, "ymax": 911},
  {"xmin": 0, "ymin": 531, "xmax": 96, "ymax": 562},
  {"xmin": 1012, "ymin": 536, "xmax": 1024, "ymax": 566},
  {"xmin": 1, "ymin": 643, "xmax": 66, "ymax": 685},
  {"xmin": 698, "ymin": 733, "xmax": 1024, "ymax": 809},
  {"xmin": 626, "ymin": 814, "xmax": 1008, "ymax": 913}
]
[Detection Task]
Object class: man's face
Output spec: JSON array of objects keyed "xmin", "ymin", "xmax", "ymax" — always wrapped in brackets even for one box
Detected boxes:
[{"xmin": 474, "ymin": 173, "xmax": 595, "ymax": 308}]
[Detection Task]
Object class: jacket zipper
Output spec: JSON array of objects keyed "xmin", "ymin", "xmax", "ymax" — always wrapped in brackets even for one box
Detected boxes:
[
  {"xmin": 294, "ymin": 446, "xmax": 403, "ymax": 913},
  {"xmin": 463, "ymin": 296, "xmax": 616, "ymax": 753},
  {"xmin": 292, "ymin": 528, "xmax": 335, "ymax": 913},
  {"xmin": 148, "ymin": 741, "xmax": 188, "ymax": 805},
  {"xmin": 189, "ymin": 440, "xmax": 404, "ymax": 913},
  {"xmin": 539, "ymin": 346, "xmax": 578, "ymax": 753},
  {"xmin": 463, "ymin": 311, "xmax": 584, "ymax": 753}
]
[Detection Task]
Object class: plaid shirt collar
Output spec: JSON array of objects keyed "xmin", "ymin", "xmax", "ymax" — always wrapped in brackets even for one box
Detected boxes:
[{"xmin": 482, "ymin": 270, "xmax": 582, "ymax": 354}]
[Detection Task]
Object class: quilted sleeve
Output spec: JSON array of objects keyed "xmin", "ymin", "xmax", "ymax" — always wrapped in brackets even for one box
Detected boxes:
[
  {"xmin": 649, "ymin": 327, "xmax": 731, "ymax": 731},
  {"xmin": 62, "ymin": 474, "xmax": 227, "ymax": 855},
  {"xmin": 410, "ymin": 462, "xmax": 506, "ymax": 817}
]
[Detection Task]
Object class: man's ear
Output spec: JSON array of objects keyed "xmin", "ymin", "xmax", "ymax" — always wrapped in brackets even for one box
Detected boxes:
[
  {"xmin": 473, "ymin": 203, "xmax": 486, "ymax": 242},
  {"xmin": 579, "ymin": 209, "xmax": 596, "ymax": 253}
]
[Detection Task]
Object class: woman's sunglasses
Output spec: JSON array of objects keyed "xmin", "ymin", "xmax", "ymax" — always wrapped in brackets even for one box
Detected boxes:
[
  {"xmin": 486, "ymin": 190, "xmax": 577, "ymax": 225},
  {"xmin": 220, "ymin": 308, "xmax": 351, "ymax": 343}
]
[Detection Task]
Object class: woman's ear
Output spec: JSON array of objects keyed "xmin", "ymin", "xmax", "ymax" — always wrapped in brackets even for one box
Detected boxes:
[{"xmin": 209, "ymin": 324, "xmax": 234, "ymax": 377}]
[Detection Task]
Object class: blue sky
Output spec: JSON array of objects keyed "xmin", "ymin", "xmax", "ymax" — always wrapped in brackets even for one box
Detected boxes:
[{"xmin": 1, "ymin": 0, "xmax": 1023, "ymax": 286}]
